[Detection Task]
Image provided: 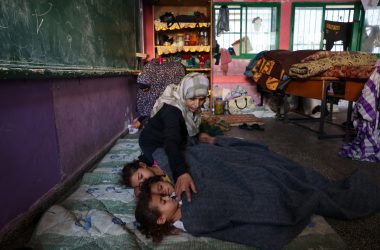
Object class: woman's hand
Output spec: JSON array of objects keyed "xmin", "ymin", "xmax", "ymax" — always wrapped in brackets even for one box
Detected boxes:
[
  {"xmin": 175, "ymin": 173, "xmax": 197, "ymax": 202},
  {"xmin": 198, "ymin": 132, "xmax": 216, "ymax": 144}
]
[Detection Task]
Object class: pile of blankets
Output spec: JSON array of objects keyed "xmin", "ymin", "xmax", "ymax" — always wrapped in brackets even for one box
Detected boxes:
[
  {"xmin": 245, "ymin": 50, "xmax": 317, "ymax": 92},
  {"xmin": 245, "ymin": 50, "xmax": 377, "ymax": 93},
  {"xmin": 289, "ymin": 51, "xmax": 377, "ymax": 79}
]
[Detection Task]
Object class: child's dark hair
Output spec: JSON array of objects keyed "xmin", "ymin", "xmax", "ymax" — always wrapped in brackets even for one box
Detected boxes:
[
  {"xmin": 121, "ymin": 159, "xmax": 141, "ymax": 187},
  {"xmin": 140, "ymin": 175, "xmax": 162, "ymax": 194},
  {"xmin": 135, "ymin": 176, "xmax": 178, "ymax": 243}
]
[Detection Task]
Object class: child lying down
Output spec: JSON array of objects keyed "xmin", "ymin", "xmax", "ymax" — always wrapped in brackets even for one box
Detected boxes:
[
  {"xmin": 134, "ymin": 136, "xmax": 380, "ymax": 250},
  {"xmin": 122, "ymin": 159, "xmax": 171, "ymax": 196}
]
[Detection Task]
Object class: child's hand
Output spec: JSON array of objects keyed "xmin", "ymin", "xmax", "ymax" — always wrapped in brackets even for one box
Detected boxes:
[{"xmin": 134, "ymin": 187, "xmax": 141, "ymax": 197}]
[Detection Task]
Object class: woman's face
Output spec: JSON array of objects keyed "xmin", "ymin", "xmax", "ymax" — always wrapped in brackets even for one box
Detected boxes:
[
  {"xmin": 150, "ymin": 180, "xmax": 175, "ymax": 196},
  {"xmin": 130, "ymin": 167, "xmax": 155, "ymax": 188},
  {"xmin": 150, "ymin": 194, "xmax": 180, "ymax": 224},
  {"xmin": 186, "ymin": 96, "xmax": 206, "ymax": 112}
]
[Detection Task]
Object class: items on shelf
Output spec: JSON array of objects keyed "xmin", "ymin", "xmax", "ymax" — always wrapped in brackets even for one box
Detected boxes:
[
  {"xmin": 155, "ymin": 45, "xmax": 210, "ymax": 56},
  {"xmin": 158, "ymin": 52, "xmax": 210, "ymax": 69},
  {"xmin": 154, "ymin": 11, "xmax": 211, "ymax": 69},
  {"xmin": 154, "ymin": 21, "xmax": 210, "ymax": 31},
  {"xmin": 153, "ymin": 3, "xmax": 212, "ymax": 106}
]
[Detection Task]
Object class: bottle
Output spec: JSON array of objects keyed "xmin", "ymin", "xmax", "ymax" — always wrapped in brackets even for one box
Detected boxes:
[
  {"xmin": 213, "ymin": 85, "xmax": 222, "ymax": 114},
  {"xmin": 203, "ymin": 31, "xmax": 209, "ymax": 46},
  {"xmin": 199, "ymin": 32, "xmax": 205, "ymax": 46},
  {"xmin": 214, "ymin": 98, "xmax": 225, "ymax": 115},
  {"xmin": 176, "ymin": 33, "xmax": 184, "ymax": 46}
]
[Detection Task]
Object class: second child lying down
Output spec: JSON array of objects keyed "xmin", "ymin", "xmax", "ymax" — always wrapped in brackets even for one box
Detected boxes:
[{"xmin": 121, "ymin": 159, "xmax": 171, "ymax": 196}]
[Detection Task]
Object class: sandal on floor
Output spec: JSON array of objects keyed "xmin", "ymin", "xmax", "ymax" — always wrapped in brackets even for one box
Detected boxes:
[
  {"xmin": 238, "ymin": 123, "xmax": 264, "ymax": 131},
  {"xmin": 250, "ymin": 124, "xmax": 265, "ymax": 131},
  {"xmin": 238, "ymin": 123, "xmax": 253, "ymax": 131}
]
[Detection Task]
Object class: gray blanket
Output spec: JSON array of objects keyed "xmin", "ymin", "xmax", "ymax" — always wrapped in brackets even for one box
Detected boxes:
[{"xmin": 153, "ymin": 137, "xmax": 380, "ymax": 250}]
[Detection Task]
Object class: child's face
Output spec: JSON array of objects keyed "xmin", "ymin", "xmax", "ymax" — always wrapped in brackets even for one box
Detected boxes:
[
  {"xmin": 130, "ymin": 167, "xmax": 155, "ymax": 188},
  {"xmin": 150, "ymin": 180, "xmax": 174, "ymax": 196},
  {"xmin": 150, "ymin": 194, "xmax": 180, "ymax": 224}
]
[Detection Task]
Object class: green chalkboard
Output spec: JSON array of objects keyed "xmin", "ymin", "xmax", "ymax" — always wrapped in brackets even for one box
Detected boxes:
[{"xmin": 0, "ymin": 0, "xmax": 139, "ymax": 78}]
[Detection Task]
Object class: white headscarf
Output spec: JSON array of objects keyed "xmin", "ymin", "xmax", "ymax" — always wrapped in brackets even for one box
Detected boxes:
[{"xmin": 150, "ymin": 72, "xmax": 209, "ymax": 136}]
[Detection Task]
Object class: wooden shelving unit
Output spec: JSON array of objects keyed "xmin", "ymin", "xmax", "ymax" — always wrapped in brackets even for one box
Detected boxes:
[{"xmin": 153, "ymin": 0, "xmax": 212, "ymax": 81}]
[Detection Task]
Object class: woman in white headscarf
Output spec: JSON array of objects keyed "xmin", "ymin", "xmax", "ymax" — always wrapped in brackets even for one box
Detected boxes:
[{"xmin": 139, "ymin": 72, "xmax": 214, "ymax": 202}]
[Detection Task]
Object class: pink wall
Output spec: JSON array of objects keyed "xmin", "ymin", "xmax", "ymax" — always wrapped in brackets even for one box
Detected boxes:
[
  {"xmin": 280, "ymin": 1, "xmax": 292, "ymax": 50},
  {"xmin": 143, "ymin": 0, "xmax": 154, "ymax": 60}
]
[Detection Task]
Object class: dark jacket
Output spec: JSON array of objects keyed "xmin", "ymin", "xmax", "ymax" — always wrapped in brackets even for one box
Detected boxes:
[{"xmin": 139, "ymin": 103, "xmax": 189, "ymax": 179}]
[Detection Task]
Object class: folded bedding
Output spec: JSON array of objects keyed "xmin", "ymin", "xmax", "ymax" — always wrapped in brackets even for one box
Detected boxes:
[
  {"xmin": 29, "ymin": 138, "xmax": 347, "ymax": 250},
  {"xmin": 246, "ymin": 50, "xmax": 377, "ymax": 94},
  {"xmin": 249, "ymin": 50, "xmax": 318, "ymax": 92},
  {"xmin": 321, "ymin": 65, "xmax": 375, "ymax": 79},
  {"xmin": 289, "ymin": 52, "xmax": 377, "ymax": 79}
]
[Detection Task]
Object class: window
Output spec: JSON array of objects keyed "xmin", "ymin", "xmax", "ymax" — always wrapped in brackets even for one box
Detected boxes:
[
  {"xmin": 360, "ymin": 6, "xmax": 380, "ymax": 53},
  {"xmin": 213, "ymin": 3, "xmax": 280, "ymax": 58},
  {"xmin": 291, "ymin": 3, "xmax": 357, "ymax": 51},
  {"xmin": 292, "ymin": 7, "xmax": 323, "ymax": 50}
]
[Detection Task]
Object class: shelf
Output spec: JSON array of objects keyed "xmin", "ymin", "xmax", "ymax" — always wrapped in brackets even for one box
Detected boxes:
[
  {"xmin": 186, "ymin": 68, "xmax": 211, "ymax": 71},
  {"xmin": 153, "ymin": 0, "xmax": 212, "ymax": 108},
  {"xmin": 155, "ymin": 45, "xmax": 210, "ymax": 55},
  {"xmin": 154, "ymin": 22, "xmax": 210, "ymax": 31}
]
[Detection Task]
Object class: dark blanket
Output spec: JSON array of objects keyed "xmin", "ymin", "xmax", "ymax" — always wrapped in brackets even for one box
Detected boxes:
[
  {"xmin": 153, "ymin": 137, "xmax": 380, "ymax": 250},
  {"xmin": 250, "ymin": 50, "xmax": 320, "ymax": 93},
  {"xmin": 263, "ymin": 50, "xmax": 319, "ymax": 74}
]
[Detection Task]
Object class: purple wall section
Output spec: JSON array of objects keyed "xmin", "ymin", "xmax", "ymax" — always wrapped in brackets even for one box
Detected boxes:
[
  {"xmin": 0, "ymin": 79, "xmax": 60, "ymax": 230},
  {"xmin": 53, "ymin": 77, "xmax": 135, "ymax": 176},
  {"xmin": 0, "ymin": 76, "xmax": 138, "ymax": 231}
]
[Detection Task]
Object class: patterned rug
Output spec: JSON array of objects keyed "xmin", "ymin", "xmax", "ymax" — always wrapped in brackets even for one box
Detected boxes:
[{"xmin": 202, "ymin": 112, "xmax": 264, "ymax": 127}]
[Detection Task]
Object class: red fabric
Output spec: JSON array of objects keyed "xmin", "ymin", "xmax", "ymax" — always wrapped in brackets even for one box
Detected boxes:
[
  {"xmin": 321, "ymin": 65, "xmax": 375, "ymax": 79},
  {"xmin": 220, "ymin": 48, "xmax": 232, "ymax": 75}
]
